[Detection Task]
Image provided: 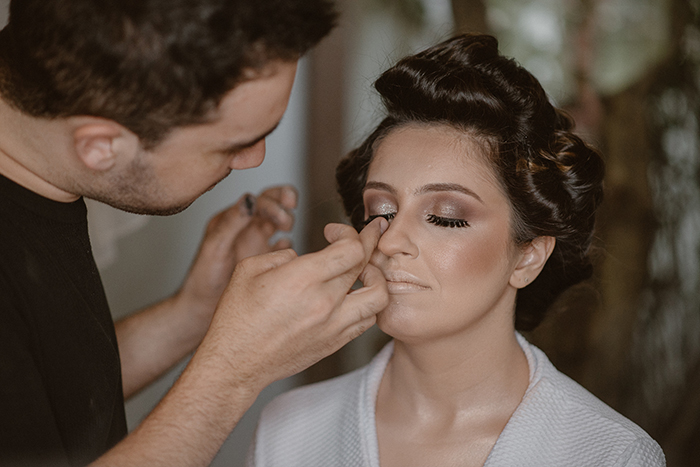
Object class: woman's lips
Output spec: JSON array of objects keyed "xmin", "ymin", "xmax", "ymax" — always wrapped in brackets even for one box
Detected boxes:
[{"xmin": 383, "ymin": 271, "xmax": 430, "ymax": 293}]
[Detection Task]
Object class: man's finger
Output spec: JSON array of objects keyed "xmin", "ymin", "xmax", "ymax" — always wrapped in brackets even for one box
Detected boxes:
[
  {"xmin": 246, "ymin": 216, "xmax": 278, "ymax": 240},
  {"xmin": 261, "ymin": 219, "xmax": 387, "ymax": 296},
  {"xmin": 258, "ymin": 185, "xmax": 298, "ymax": 210},
  {"xmin": 341, "ymin": 316, "xmax": 378, "ymax": 345},
  {"xmin": 253, "ymin": 185, "xmax": 297, "ymax": 230},
  {"xmin": 255, "ymin": 195, "xmax": 295, "ymax": 231},
  {"xmin": 352, "ymin": 263, "xmax": 387, "ymax": 293},
  {"xmin": 285, "ymin": 219, "xmax": 383, "ymax": 287},
  {"xmin": 323, "ymin": 222, "xmax": 353, "ymax": 245},
  {"xmin": 270, "ymin": 238, "xmax": 292, "ymax": 251},
  {"xmin": 206, "ymin": 195, "xmax": 255, "ymax": 240},
  {"xmin": 324, "ymin": 218, "xmax": 387, "ymax": 245},
  {"xmin": 357, "ymin": 217, "xmax": 388, "ymax": 261},
  {"xmin": 325, "ymin": 218, "xmax": 387, "ymax": 263},
  {"xmin": 235, "ymin": 248, "xmax": 298, "ymax": 277},
  {"xmin": 346, "ymin": 263, "xmax": 389, "ymax": 315}
]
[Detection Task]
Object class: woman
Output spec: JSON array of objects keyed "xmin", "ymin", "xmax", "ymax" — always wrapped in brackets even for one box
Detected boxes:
[{"xmin": 246, "ymin": 34, "xmax": 665, "ymax": 467}]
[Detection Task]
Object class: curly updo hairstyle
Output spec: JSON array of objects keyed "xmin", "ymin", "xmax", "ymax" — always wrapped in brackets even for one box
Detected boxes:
[{"xmin": 336, "ymin": 34, "xmax": 605, "ymax": 332}]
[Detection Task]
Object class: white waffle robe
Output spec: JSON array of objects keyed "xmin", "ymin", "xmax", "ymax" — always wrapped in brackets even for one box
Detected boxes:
[{"xmin": 246, "ymin": 334, "xmax": 665, "ymax": 467}]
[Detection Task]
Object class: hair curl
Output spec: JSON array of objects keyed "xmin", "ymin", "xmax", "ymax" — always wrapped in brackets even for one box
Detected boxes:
[
  {"xmin": 0, "ymin": 0, "xmax": 336, "ymax": 148},
  {"xmin": 336, "ymin": 34, "xmax": 605, "ymax": 331}
]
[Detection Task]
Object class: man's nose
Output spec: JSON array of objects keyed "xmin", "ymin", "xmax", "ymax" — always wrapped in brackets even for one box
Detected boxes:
[{"xmin": 230, "ymin": 139, "xmax": 266, "ymax": 170}]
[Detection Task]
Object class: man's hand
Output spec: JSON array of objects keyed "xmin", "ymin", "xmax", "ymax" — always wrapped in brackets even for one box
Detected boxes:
[
  {"xmin": 100, "ymin": 217, "xmax": 388, "ymax": 467},
  {"xmin": 200, "ymin": 217, "xmax": 390, "ymax": 390},
  {"xmin": 178, "ymin": 185, "xmax": 298, "ymax": 321},
  {"xmin": 116, "ymin": 185, "xmax": 298, "ymax": 398}
]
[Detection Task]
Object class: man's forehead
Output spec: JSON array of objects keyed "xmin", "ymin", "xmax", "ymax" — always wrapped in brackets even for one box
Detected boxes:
[
  {"xmin": 164, "ymin": 59, "xmax": 296, "ymax": 152},
  {"xmin": 213, "ymin": 59, "xmax": 298, "ymax": 118}
]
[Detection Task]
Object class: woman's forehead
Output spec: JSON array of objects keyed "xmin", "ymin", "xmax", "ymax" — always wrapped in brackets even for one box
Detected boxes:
[{"xmin": 369, "ymin": 124, "xmax": 500, "ymax": 185}]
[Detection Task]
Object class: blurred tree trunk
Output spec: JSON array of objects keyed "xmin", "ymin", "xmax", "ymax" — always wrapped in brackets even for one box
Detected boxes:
[
  {"xmin": 300, "ymin": 0, "xmax": 353, "ymax": 385},
  {"xmin": 454, "ymin": 0, "xmax": 700, "ymax": 465},
  {"xmin": 452, "ymin": 0, "xmax": 700, "ymax": 467},
  {"xmin": 539, "ymin": 0, "xmax": 659, "ymax": 406},
  {"xmin": 623, "ymin": 1, "xmax": 700, "ymax": 465},
  {"xmin": 451, "ymin": 0, "xmax": 489, "ymax": 35},
  {"xmin": 577, "ymin": 70, "xmax": 658, "ymax": 403}
]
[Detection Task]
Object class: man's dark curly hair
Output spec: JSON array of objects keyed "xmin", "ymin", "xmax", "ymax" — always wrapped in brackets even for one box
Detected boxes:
[
  {"xmin": 336, "ymin": 34, "xmax": 605, "ymax": 332},
  {"xmin": 0, "ymin": 0, "xmax": 336, "ymax": 148}
]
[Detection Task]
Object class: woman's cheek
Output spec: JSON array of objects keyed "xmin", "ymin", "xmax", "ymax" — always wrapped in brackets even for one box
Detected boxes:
[{"xmin": 431, "ymin": 230, "xmax": 507, "ymax": 281}]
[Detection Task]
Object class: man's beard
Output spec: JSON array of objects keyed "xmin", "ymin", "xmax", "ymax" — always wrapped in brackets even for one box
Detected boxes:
[
  {"xmin": 89, "ymin": 194, "xmax": 195, "ymax": 216},
  {"xmin": 78, "ymin": 157, "xmax": 195, "ymax": 216}
]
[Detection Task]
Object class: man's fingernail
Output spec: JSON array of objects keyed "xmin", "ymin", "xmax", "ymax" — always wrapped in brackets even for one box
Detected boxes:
[
  {"xmin": 244, "ymin": 194, "xmax": 255, "ymax": 216},
  {"xmin": 379, "ymin": 217, "xmax": 389, "ymax": 234}
]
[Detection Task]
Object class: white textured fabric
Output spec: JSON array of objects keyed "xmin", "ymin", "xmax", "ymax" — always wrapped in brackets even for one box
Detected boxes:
[{"xmin": 246, "ymin": 334, "xmax": 665, "ymax": 467}]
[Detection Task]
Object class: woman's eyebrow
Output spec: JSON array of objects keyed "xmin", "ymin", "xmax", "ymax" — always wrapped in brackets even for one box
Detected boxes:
[
  {"xmin": 417, "ymin": 183, "xmax": 484, "ymax": 204},
  {"xmin": 363, "ymin": 181, "xmax": 396, "ymax": 195},
  {"xmin": 364, "ymin": 181, "xmax": 484, "ymax": 204}
]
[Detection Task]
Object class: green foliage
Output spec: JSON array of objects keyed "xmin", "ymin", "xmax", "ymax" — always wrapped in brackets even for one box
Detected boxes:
[{"xmin": 366, "ymin": 0, "xmax": 426, "ymax": 30}]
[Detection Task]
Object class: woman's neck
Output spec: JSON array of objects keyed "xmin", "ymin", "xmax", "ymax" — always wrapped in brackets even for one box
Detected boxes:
[
  {"xmin": 384, "ymin": 326, "xmax": 529, "ymax": 420},
  {"xmin": 375, "ymin": 316, "xmax": 530, "ymax": 467}
]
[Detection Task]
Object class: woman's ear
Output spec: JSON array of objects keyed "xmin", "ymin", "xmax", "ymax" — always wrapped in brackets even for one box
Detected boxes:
[{"xmin": 510, "ymin": 236, "xmax": 556, "ymax": 289}]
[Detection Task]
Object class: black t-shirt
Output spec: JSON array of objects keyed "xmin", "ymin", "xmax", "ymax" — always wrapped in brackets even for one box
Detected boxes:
[{"xmin": 0, "ymin": 174, "xmax": 127, "ymax": 466}]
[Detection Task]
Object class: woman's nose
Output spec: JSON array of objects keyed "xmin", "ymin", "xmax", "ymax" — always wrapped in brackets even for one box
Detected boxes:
[{"xmin": 376, "ymin": 214, "xmax": 419, "ymax": 259}]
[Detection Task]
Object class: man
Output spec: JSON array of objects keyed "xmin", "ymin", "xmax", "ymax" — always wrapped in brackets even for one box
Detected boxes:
[{"xmin": 0, "ymin": 1, "xmax": 389, "ymax": 466}]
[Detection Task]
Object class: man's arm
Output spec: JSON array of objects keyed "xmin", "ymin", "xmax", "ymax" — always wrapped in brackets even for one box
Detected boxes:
[
  {"xmin": 92, "ymin": 218, "xmax": 389, "ymax": 467},
  {"xmin": 116, "ymin": 186, "xmax": 298, "ymax": 398}
]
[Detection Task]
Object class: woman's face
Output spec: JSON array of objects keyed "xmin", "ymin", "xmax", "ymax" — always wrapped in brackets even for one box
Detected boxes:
[{"xmin": 364, "ymin": 124, "xmax": 525, "ymax": 344}]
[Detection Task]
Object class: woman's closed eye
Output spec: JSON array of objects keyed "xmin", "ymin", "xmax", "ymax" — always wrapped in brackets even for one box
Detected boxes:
[
  {"xmin": 363, "ymin": 213, "xmax": 396, "ymax": 227},
  {"xmin": 426, "ymin": 214, "xmax": 469, "ymax": 228}
]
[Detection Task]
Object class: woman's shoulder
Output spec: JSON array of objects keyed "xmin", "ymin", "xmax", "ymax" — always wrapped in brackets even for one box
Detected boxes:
[
  {"xmin": 260, "ymin": 364, "xmax": 366, "ymax": 426},
  {"xmin": 256, "ymin": 341, "xmax": 393, "ymax": 438},
  {"xmin": 488, "ymin": 336, "xmax": 666, "ymax": 466},
  {"xmin": 248, "ymin": 342, "xmax": 394, "ymax": 467},
  {"xmin": 527, "ymin": 341, "xmax": 653, "ymax": 438}
]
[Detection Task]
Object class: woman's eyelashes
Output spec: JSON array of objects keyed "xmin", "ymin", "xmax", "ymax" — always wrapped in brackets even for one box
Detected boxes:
[
  {"xmin": 426, "ymin": 214, "xmax": 469, "ymax": 228},
  {"xmin": 364, "ymin": 212, "xmax": 468, "ymax": 229},
  {"xmin": 363, "ymin": 212, "xmax": 396, "ymax": 227}
]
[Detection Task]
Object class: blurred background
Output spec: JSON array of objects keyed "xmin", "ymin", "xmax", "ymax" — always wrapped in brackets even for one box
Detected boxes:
[{"xmin": 2, "ymin": 0, "xmax": 698, "ymax": 465}]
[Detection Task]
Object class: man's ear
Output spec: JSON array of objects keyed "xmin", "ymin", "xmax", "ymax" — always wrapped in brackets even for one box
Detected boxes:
[
  {"xmin": 71, "ymin": 118, "xmax": 126, "ymax": 171},
  {"xmin": 510, "ymin": 236, "xmax": 556, "ymax": 289}
]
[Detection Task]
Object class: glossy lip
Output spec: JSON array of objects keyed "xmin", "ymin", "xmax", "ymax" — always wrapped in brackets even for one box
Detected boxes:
[{"xmin": 383, "ymin": 270, "xmax": 431, "ymax": 293}]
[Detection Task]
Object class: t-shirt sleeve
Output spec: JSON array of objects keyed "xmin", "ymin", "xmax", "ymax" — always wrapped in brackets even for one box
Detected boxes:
[{"xmin": 0, "ymin": 287, "xmax": 70, "ymax": 467}]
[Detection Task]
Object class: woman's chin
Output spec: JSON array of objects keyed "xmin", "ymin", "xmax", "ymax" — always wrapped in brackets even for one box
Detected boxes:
[{"xmin": 376, "ymin": 306, "xmax": 426, "ymax": 343}]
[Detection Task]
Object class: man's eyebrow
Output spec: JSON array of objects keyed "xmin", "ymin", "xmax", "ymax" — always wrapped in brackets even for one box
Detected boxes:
[
  {"xmin": 417, "ymin": 183, "xmax": 484, "ymax": 204},
  {"xmin": 218, "ymin": 122, "xmax": 281, "ymax": 154}
]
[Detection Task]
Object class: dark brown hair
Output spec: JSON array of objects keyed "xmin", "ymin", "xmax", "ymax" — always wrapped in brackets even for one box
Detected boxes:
[
  {"xmin": 0, "ymin": 0, "xmax": 336, "ymax": 148},
  {"xmin": 336, "ymin": 34, "xmax": 605, "ymax": 331}
]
